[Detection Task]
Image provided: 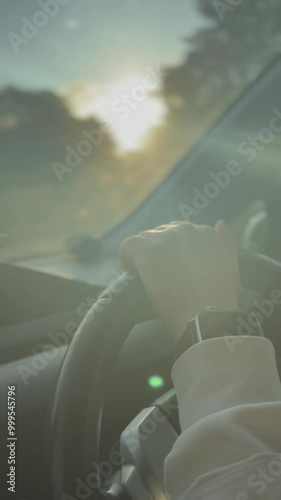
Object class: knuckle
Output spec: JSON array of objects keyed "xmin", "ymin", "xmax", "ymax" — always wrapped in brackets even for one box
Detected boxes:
[
  {"xmin": 121, "ymin": 235, "xmax": 145, "ymax": 255},
  {"xmin": 174, "ymin": 221, "xmax": 194, "ymax": 234}
]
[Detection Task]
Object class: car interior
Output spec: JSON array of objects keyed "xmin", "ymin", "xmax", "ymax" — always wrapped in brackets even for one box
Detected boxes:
[{"xmin": 1, "ymin": 1, "xmax": 281, "ymax": 499}]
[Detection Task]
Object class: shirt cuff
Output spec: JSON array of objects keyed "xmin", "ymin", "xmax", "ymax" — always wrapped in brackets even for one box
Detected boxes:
[{"xmin": 172, "ymin": 336, "xmax": 281, "ymax": 432}]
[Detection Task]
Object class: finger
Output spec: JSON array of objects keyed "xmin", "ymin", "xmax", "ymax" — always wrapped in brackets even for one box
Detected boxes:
[
  {"xmin": 147, "ymin": 222, "xmax": 190, "ymax": 232},
  {"xmin": 147, "ymin": 224, "xmax": 170, "ymax": 233},
  {"xmin": 168, "ymin": 221, "xmax": 194, "ymax": 228},
  {"xmin": 120, "ymin": 235, "xmax": 147, "ymax": 271},
  {"xmin": 168, "ymin": 220, "xmax": 186, "ymax": 226}
]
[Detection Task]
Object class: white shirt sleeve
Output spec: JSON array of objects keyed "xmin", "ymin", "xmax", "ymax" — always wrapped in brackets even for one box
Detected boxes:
[{"xmin": 164, "ymin": 336, "xmax": 281, "ymax": 500}]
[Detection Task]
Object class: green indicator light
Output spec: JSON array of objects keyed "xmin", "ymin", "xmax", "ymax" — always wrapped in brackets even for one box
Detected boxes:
[{"xmin": 148, "ymin": 375, "xmax": 165, "ymax": 390}]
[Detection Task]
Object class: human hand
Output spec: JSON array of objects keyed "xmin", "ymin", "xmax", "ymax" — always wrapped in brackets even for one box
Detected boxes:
[{"xmin": 121, "ymin": 221, "xmax": 240, "ymax": 341}]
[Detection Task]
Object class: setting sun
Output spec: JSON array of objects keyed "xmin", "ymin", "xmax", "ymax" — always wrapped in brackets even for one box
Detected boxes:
[{"xmin": 76, "ymin": 74, "xmax": 167, "ymax": 152}]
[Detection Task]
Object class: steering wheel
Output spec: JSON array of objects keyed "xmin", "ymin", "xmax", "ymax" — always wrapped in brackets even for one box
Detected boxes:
[{"xmin": 49, "ymin": 252, "xmax": 281, "ymax": 500}]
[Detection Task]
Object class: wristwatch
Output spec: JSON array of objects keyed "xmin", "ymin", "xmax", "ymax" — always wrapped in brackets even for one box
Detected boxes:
[{"xmin": 174, "ymin": 308, "xmax": 264, "ymax": 361}]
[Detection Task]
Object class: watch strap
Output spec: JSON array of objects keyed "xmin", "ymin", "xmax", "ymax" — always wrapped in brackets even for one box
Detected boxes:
[{"xmin": 173, "ymin": 310, "xmax": 263, "ymax": 362}]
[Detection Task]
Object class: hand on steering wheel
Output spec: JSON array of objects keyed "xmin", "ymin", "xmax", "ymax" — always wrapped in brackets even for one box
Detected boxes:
[
  {"xmin": 121, "ymin": 220, "xmax": 240, "ymax": 341},
  {"xmin": 50, "ymin": 220, "xmax": 281, "ymax": 500}
]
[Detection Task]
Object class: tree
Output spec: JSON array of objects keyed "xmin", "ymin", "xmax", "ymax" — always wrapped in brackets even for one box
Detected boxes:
[
  {"xmin": 144, "ymin": 0, "xmax": 281, "ymax": 166},
  {"xmin": 0, "ymin": 87, "xmax": 117, "ymax": 190}
]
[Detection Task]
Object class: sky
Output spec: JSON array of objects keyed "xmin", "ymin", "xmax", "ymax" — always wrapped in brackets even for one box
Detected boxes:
[
  {"xmin": 0, "ymin": 0, "xmax": 209, "ymax": 150},
  {"xmin": 0, "ymin": 0, "xmax": 208, "ymax": 91}
]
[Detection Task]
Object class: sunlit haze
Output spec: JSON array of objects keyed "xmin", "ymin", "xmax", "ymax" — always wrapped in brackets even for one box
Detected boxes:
[{"xmin": 75, "ymin": 74, "xmax": 167, "ymax": 151}]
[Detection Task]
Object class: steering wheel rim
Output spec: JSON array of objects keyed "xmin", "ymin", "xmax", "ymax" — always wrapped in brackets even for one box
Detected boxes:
[{"xmin": 49, "ymin": 252, "xmax": 281, "ymax": 500}]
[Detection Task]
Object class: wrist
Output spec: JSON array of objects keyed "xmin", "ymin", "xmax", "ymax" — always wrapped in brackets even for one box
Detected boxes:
[
  {"xmin": 169, "ymin": 299, "xmax": 240, "ymax": 342},
  {"xmin": 173, "ymin": 307, "xmax": 264, "ymax": 362}
]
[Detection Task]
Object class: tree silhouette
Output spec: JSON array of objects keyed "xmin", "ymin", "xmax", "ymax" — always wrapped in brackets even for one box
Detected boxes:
[
  {"xmin": 0, "ymin": 87, "xmax": 117, "ymax": 190},
  {"xmin": 144, "ymin": 0, "xmax": 281, "ymax": 167}
]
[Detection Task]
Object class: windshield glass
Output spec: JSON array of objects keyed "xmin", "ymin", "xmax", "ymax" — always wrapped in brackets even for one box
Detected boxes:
[{"xmin": 1, "ymin": 0, "xmax": 280, "ymax": 260}]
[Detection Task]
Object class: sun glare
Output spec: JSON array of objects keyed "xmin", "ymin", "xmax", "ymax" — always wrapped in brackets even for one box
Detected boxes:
[{"xmin": 77, "ymin": 74, "xmax": 166, "ymax": 152}]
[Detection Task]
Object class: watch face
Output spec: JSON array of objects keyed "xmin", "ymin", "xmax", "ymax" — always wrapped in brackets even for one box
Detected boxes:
[{"xmin": 196, "ymin": 310, "xmax": 264, "ymax": 342}]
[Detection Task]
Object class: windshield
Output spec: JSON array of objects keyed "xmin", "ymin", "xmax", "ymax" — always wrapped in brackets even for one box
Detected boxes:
[{"xmin": 1, "ymin": 0, "xmax": 280, "ymax": 260}]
